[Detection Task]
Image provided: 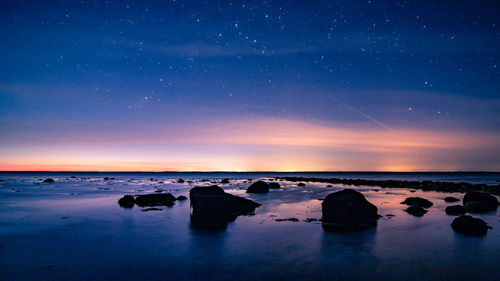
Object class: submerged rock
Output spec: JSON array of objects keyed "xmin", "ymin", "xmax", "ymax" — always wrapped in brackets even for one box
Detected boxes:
[
  {"xmin": 321, "ymin": 189, "xmax": 378, "ymax": 231},
  {"xmin": 444, "ymin": 197, "xmax": 460, "ymax": 203},
  {"xmin": 445, "ymin": 205, "xmax": 466, "ymax": 215},
  {"xmin": 275, "ymin": 218, "xmax": 299, "ymax": 222},
  {"xmin": 405, "ymin": 206, "xmax": 427, "ymax": 217},
  {"xmin": 176, "ymin": 195, "xmax": 188, "ymax": 200},
  {"xmin": 43, "ymin": 178, "xmax": 55, "ymax": 183},
  {"xmin": 298, "ymin": 183, "xmax": 306, "ymax": 187},
  {"xmin": 220, "ymin": 178, "xmax": 230, "ymax": 184},
  {"xmin": 118, "ymin": 195, "xmax": 135, "ymax": 208},
  {"xmin": 451, "ymin": 215, "xmax": 491, "ymax": 236},
  {"xmin": 135, "ymin": 193, "xmax": 176, "ymax": 207},
  {"xmin": 462, "ymin": 191, "xmax": 498, "ymax": 213},
  {"xmin": 246, "ymin": 180, "xmax": 270, "ymax": 193},
  {"xmin": 268, "ymin": 182, "xmax": 281, "ymax": 189},
  {"xmin": 401, "ymin": 197, "xmax": 433, "ymax": 208},
  {"xmin": 190, "ymin": 185, "xmax": 260, "ymax": 230},
  {"xmin": 177, "ymin": 179, "xmax": 185, "ymax": 183}
]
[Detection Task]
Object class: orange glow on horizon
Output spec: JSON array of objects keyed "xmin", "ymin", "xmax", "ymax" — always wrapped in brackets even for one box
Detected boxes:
[{"xmin": 1, "ymin": 116, "xmax": 499, "ymax": 172}]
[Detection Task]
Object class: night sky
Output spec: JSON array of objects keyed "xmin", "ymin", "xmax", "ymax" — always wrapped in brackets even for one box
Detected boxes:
[{"xmin": 1, "ymin": 0, "xmax": 499, "ymax": 171}]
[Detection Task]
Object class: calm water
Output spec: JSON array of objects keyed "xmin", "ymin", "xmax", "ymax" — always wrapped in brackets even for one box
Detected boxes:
[{"xmin": 1, "ymin": 172, "xmax": 500, "ymax": 280}]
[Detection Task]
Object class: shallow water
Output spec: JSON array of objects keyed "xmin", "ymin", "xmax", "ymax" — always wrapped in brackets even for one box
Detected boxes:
[{"xmin": 1, "ymin": 172, "xmax": 499, "ymax": 280}]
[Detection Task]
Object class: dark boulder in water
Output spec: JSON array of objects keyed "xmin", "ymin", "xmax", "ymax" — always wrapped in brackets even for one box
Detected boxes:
[
  {"xmin": 298, "ymin": 183, "xmax": 306, "ymax": 187},
  {"xmin": 118, "ymin": 195, "xmax": 135, "ymax": 208},
  {"xmin": 43, "ymin": 178, "xmax": 55, "ymax": 183},
  {"xmin": 135, "ymin": 193, "xmax": 176, "ymax": 207},
  {"xmin": 220, "ymin": 178, "xmax": 230, "ymax": 184},
  {"xmin": 405, "ymin": 206, "xmax": 427, "ymax": 217},
  {"xmin": 177, "ymin": 179, "xmax": 185, "ymax": 183},
  {"xmin": 190, "ymin": 185, "xmax": 260, "ymax": 230},
  {"xmin": 176, "ymin": 195, "xmax": 188, "ymax": 200},
  {"xmin": 444, "ymin": 197, "xmax": 460, "ymax": 203},
  {"xmin": 462, "ymin": 191, "xmax": 498, "ymax": 213},
  {"xmin": 401, "ymin": 197, "xmax": 433, "ymax": 208},
  {"xmin": 446, "ymin": 205, "xmax": 466, "ymax": 215},
  {"xmin": 451, "ymin": 215, "xmax": 491, "ymax": 236},
  {"xmin": 246, "ymin": 180, "xmax": 269, "ymax": 193},
  {"xmin": 268, "ymin": 182, "xmax": 281, "ymax": 189},
  {"xmin": 321, "ymin": 189, "xmax": 378, "ymax": 231}
]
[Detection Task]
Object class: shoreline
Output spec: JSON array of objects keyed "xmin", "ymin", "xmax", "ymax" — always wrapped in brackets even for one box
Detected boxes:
[{"xmin": 275, "ymin": 176, "xmax": 500, "ymax": 194}]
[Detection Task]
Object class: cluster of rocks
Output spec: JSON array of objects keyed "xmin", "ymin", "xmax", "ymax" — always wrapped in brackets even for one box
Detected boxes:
[
  {"xmin": 275, "ymin": 176, "xmax": 500, "ymax": 194},
  {"xmin": 115, "ymin": 177, "xmax": 498, "ymax": 236},
  {"xmin": 118, "ymin": 193, "xmax": 187, "ymax": 208},
  {"xmin": 246, "ymin": 180, "xmax": 281, "ymax": 193}
]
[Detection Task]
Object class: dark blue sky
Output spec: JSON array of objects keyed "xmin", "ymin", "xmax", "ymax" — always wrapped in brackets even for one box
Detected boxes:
[{"xmin": 1, "ymin": 0, "xmax": 499, "ymax": 171}]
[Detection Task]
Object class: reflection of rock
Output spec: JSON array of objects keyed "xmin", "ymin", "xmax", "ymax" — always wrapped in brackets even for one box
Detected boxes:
[
  {"xmin": 451, "ymin": 215, "xmax": 491, "ymax": 236},
  {"xmin": 444, "ymin": 197, "xmax": 460, "ymax": 203},
  {"xmin": 118, "ymin": 195, "xmax": 135, "ymax": 208},
  {"xmin": 321, "ymin": 189, "xmax": 378, "ymax": 231},
  {"xmin": 445, "ymin": 205, "xmax": 466, "ymax": 215},
  {"xmin": 401, "ymin": 197, "xmax": 433, "ymax": 208},
  {"xmin": 135, "ymin": 193, "xmax": 176, "ymax": 207},
  {"xmin": 246, "ymin": 180, "xmax": 269, "ymax": 193},
  {"xmin": 405, "ymin": 206, "xmax": 427, "ymax": 217},
  {"xmin": 190, "ymin": 185, "xmax": 260, "ymax": 230},
  {"xmin": 268, "ymin": 182, "xmax": 281, "ymax": 189},
  {"xmin": 43, "ymin": 178, "xmax": 55, "ymax": 183},
  {"xmin": 463, "ymin": 191, "xmax": 498, "ymax": 213},
  {"xmin": 142, "ymin": 207, "xmax": 163, "ymax": 211}
]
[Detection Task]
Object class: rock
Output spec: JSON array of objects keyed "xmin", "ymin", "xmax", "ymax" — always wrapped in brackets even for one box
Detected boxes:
[
  {"xmin": 405, "ymin": 206, "xmax": 427, "ymax": 217},
  {"xmin": 70, "ymin": 176, "xmax": 76, "ymax": 179},
  {"xmin": 268, "ymin": 182, "xmax": 281, "ymax": 189},
  {"xmin": 246, "ymin": 180, "xmax": 270, "ymax": 193},
  {"xmin": 326, "ymin": 185, "xmax": 332, "ymax": 187},
  {"xmin": 43, "ymin": 178, "xmax": 55, "ymax": 183},
  {"xmin": 462, "ymin": 191, "xmax": 498, "ymax": 213},
  {"xmin": 321, "ymin": 189, "xmax": 378, "ymax": 231},
  {"xmin": 118, "ymin": 195, "xmax": 135, "ymax": 208},
  {"xmin": 451, "ymin": 215, "xmax": 491, "ymax": 236},
  {"xmin": 176, "ymin": 195, "xmax": 188, "ymax": 200},
  {"xmin": 401, "ymin": 197, "xmax": 433, "ymax": 208},
  {"xmin": 220, "ymin": 178, "xmax": 230, "ymax": 184},
  {"xmin": 409, "ymin": 190, "xmax": 416, "ymax": 193},
  {"xmin": 104, "ymin": 177, "xmax": 110, "ymax": 180},
  {"xmin": 135, "ymin": 193, "xmax": 176, "ymax": 207},
  {"xmin": 445, "ymin": 205, "xmax": 466, "ymax": 215},
  {"xmin": 303, "ymin": 218, "xmax": 320, "ymax": 222},
  {"xmin": 298, "ymin": 183, "xmax": 306, "ymax": 187},
  {"xmin": 190, "ymin": 185, "xmax": 260, "ymax": 230},
  {"xmin": 444, "ymin": 197, "xmax": 460, "ymax": 203},
  {"xmin": 275, "ymin": 218, "xmax": 299, "ymax": 222},
  {"xmin": 177, "ymin": 179, "xmax": 185, "ymax": 183}
]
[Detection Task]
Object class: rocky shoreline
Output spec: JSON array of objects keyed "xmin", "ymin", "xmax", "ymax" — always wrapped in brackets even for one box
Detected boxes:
[{"xmin": 274, "ymin": 176, "xmax": 500, "ymax": 194}]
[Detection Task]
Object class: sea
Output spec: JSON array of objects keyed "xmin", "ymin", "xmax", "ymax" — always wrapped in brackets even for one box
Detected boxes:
[{"xmin": 1, "ymin": 172, "xmax": 499, "ymax": 280}]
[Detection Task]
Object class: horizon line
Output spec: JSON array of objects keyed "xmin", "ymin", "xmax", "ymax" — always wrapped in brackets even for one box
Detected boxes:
[{"xmin": 1, "ymin": 170, "xmax": 499, "ymax": 173}]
